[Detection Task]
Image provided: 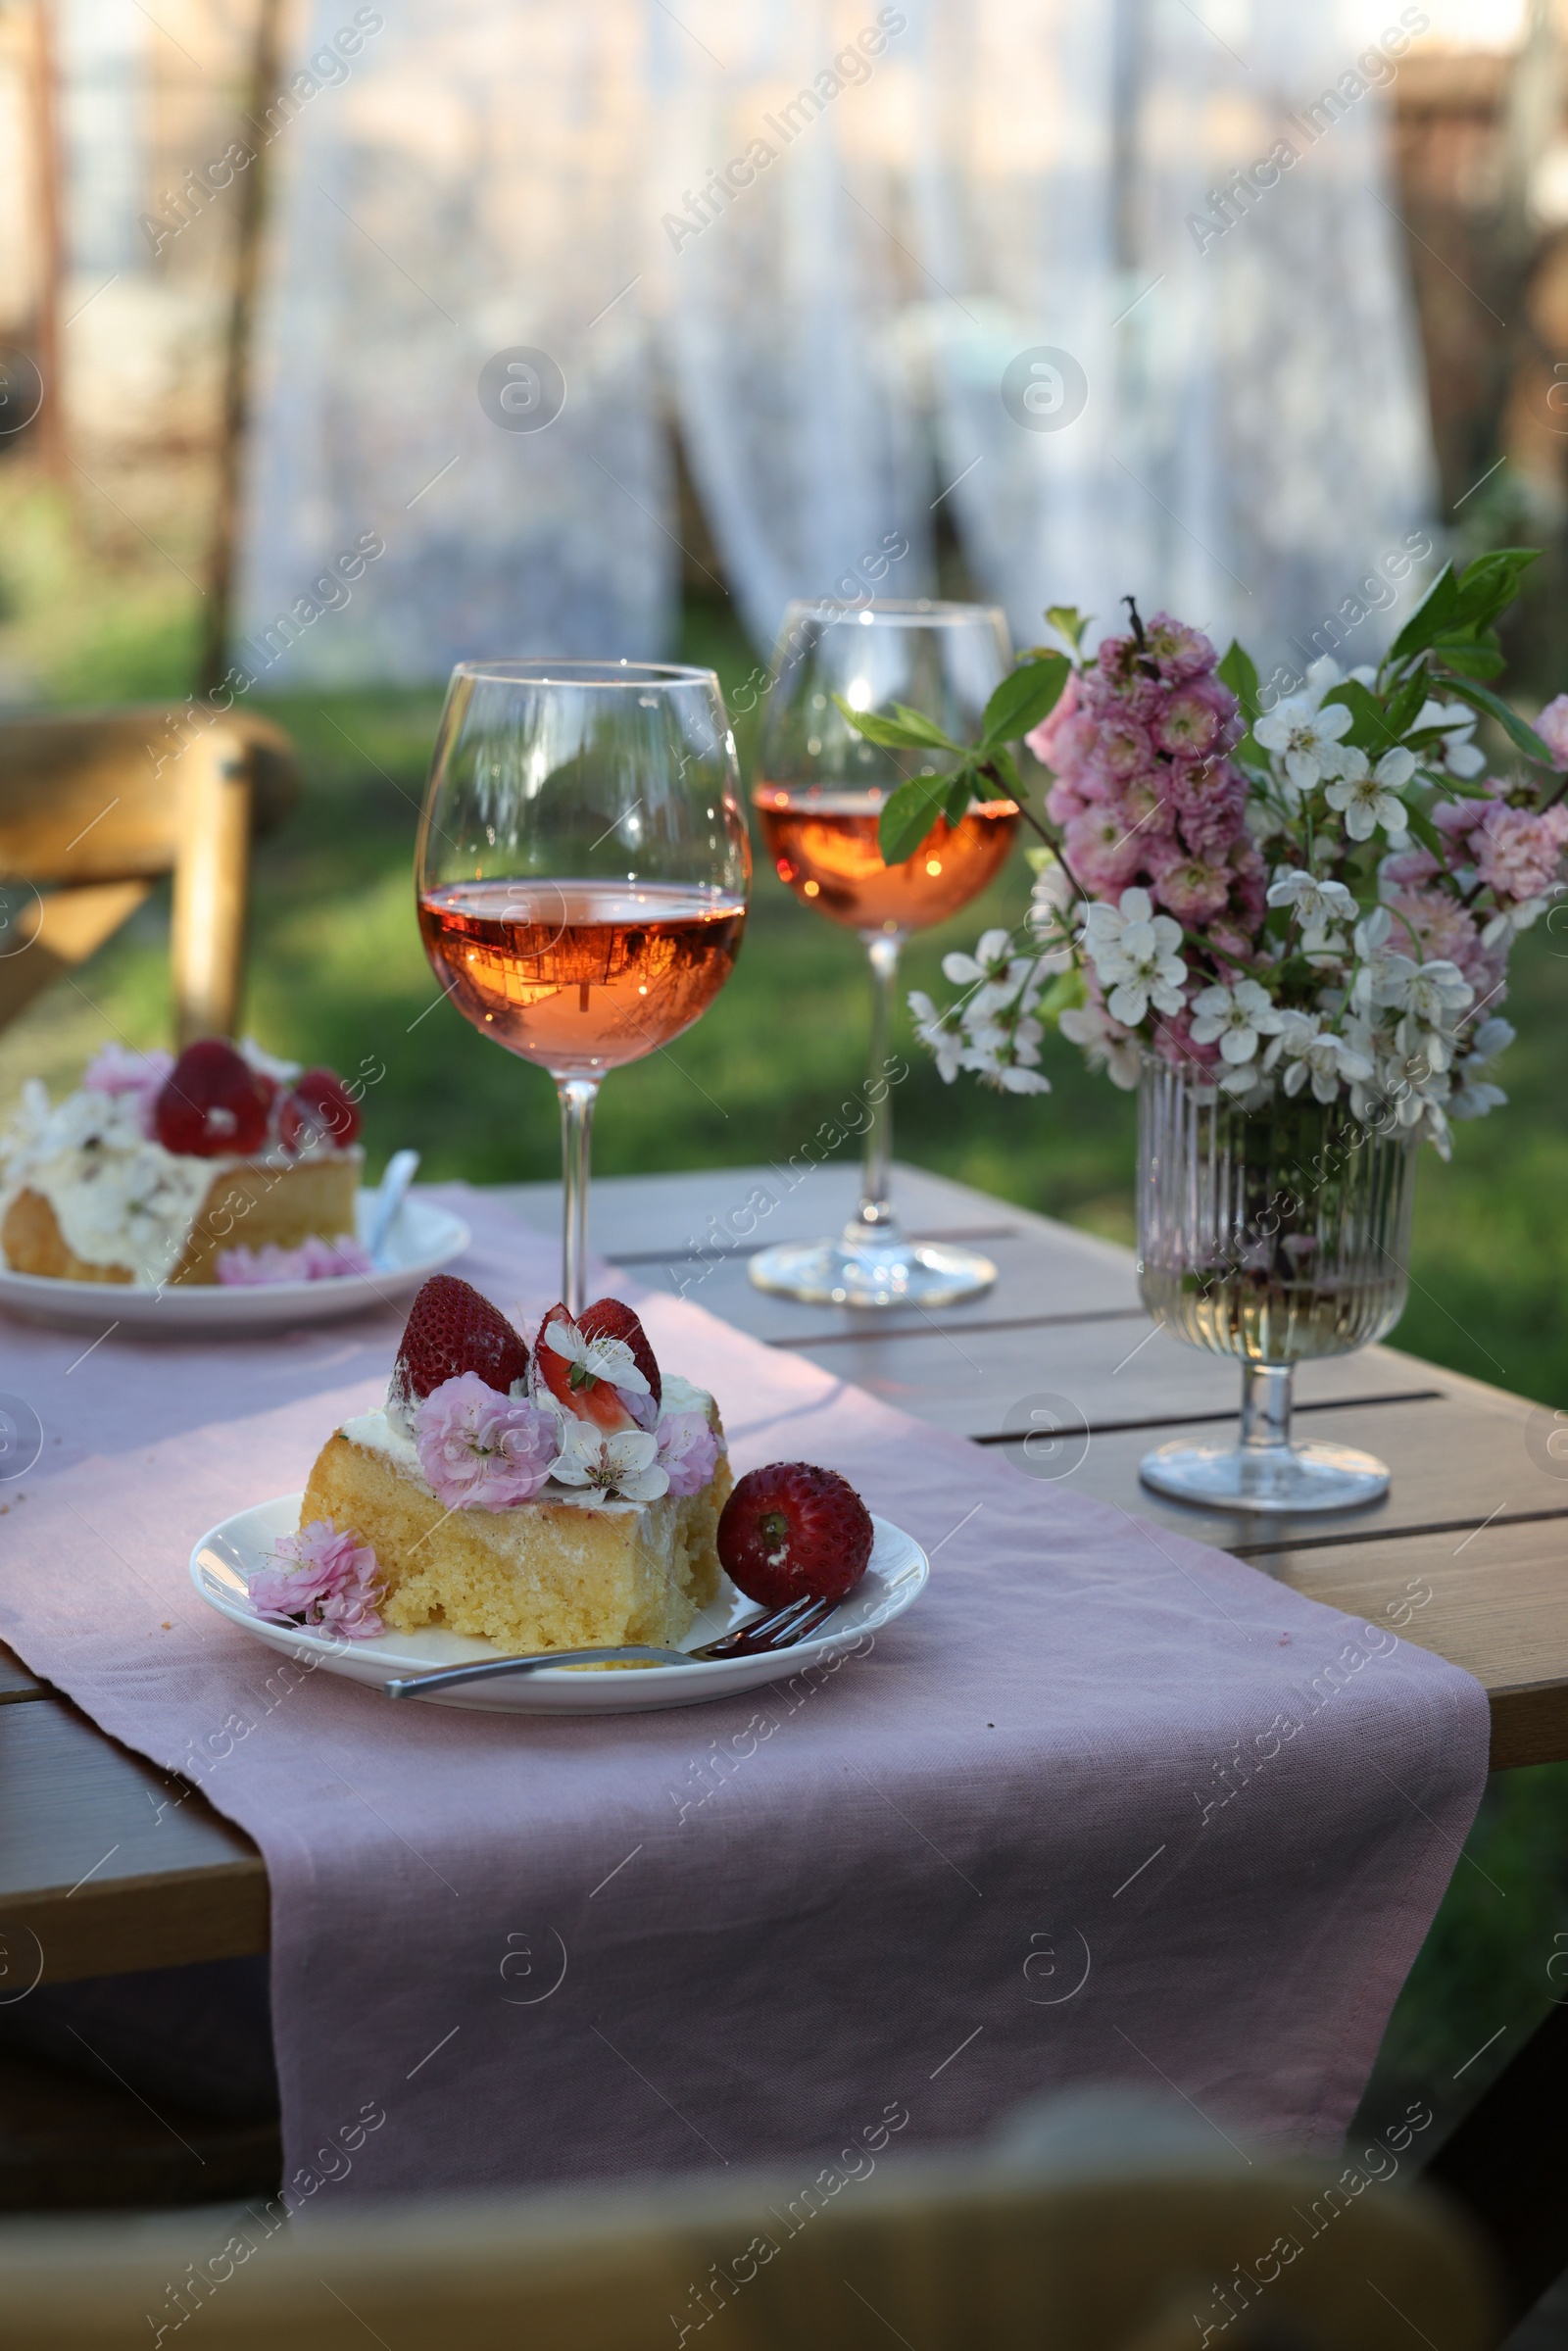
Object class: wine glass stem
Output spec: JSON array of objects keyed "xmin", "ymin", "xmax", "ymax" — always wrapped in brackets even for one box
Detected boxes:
[
  {"xmin": 1240, "ymin": 1361, "xmax": 1294, "ymax": 1454},
  {"xmin": 557, "ymin": 1076, "xmax": 600, "ymax": 1316},
  {"xmin": 850, "ymin": 932, "xmax": 902, "ymax": 1243}
]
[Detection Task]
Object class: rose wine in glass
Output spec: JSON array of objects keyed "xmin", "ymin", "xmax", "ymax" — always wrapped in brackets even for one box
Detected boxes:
[
  {"xmin": 416, "ymin": 662, "xmax": 750, "ymax": 1313},
  {"xmin": 748, "ymin": 600, "xmax": 1015, "ymax": 1308}
]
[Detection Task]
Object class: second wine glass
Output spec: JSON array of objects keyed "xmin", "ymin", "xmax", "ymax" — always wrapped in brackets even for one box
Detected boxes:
[
  {"xmin": 748, "ymin": 600, "xmax": 1014, "ymax": 1307},
  {"xmin": 416, "ymin": 661, "xmax": 750, "ymax": 1314}
]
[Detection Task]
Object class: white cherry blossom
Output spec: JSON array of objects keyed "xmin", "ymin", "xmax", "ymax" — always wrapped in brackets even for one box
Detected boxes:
[
  {"xmin": 542, "ymin": 1318, "xmax": 651, "ymax": 1396},
  {"xmin": 1187, "ymin": 978, "xmax": 1284, "ymax": 1064},
  {"xmin": 1253, "ymin": 695, "xmax": 1354, "ymax": 791},
  {"xmin": 1413, "ymin": 698, "xmax": 1487, "ymax": 778},
  {"xmin": 1323, "ymin": 746, "xmax": 1416, "ymax": 842},
  {"xmin": 941, "ymin": 928, "xmax": 1036, "ymax": 1014},
  {"xmin": 1078, "ymin": 887, "xmax": 1188, "ymax": 1024},
  {"xmin": 1057, "ymin": 1003, "xmax": 1141, "ymax": 1089},
  {"xmin": 548, "ymin": 1420, "xmax": 668, "ymax": 1501},
  {"xmin": 907, "ymin": 990, "xmax": 967, "ymax": 1082},
  {"xmin": 1266, "ymin": 868, "xmax": 1358, "ymax": 931},
  {"xmin": 1262, "ymin": 1011, "xmax": 1374, "ymax": 1103}
]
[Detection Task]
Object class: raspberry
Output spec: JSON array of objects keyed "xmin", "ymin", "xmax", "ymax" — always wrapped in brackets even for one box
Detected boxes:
[
  {"xmin": 392, "ymin": 1274, "xmax": 529, "ymax": 1406},
  {"xmin": 154, "ymin": 1040, "xmax": 272, "ymax": 1158},
  {"xmin": 716, "ymin": 1462, "xmax": 873, "ymax": 1609},
  {"xmin": 279, "ymin": 1068, "xmax": 362, "ymax": 1152}
]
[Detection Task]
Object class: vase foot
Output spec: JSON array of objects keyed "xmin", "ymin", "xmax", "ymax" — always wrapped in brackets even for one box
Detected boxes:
[
  {"xmin": 1138, "ymin": 1437, "xmax": 1390, "ymax": 1515},
  {"xmin": 747, "ymin": 1235, "xmax": 996, "ymax": 1308}
]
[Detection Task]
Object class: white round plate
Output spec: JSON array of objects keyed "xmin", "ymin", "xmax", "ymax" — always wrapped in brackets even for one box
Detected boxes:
[
  {"xmin": 190, "ymin": 1494, "xmax": 928, "ymax": 1714},
  {"xmin": 0, "ymin": 1196, "xmax": 469, "ymax": 1334}
]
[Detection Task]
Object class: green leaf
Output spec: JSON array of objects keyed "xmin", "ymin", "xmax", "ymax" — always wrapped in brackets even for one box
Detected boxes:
[
  {"xmin": 943, "ymin": 769, "xmax": 976, "ymax": 827},
  {"xmin": 982, "ymin": 744, "xmax": 1021, "ymax": 798},
  {"xmin": 877, "ymin": 777, "xmax": 949, "ymax": 865},
  {"xmin": 1045, "ymin": 606, "xmax": 1091, "ymax": 652},
  {"xmin": 890, "ymin": 702, "xmax": 966, "ymax": 751},
  {"xmin": 1383, "ymin": 668, "xmax": 1432, "ymax": 742},
  {"xmin": 1441, "ymin": 677, "xmax": 1555, "ymax": 765},
  {"xmin": 829, "ymin": 694, "xmax": 962, "ymax": 754},
  {"xmin": 1431, "ymin": 635, "xmax": 1506, "ymax": 680},
  {"xmin": 1449, "ymin": 547, "xmax": 1540, "ymax": 632},
  {"xmin": 1386, "ymin": 563, "xmax": 1457, "ymax": 665},
  {"xmin": 979, "ymin": 654, "xmax": 1070, "ymax": 748},
  {"xmin": 1400, "ymin": 804, "xmax": 1446, "ymax": 859},
  {"xmin": 1320, "ymin": 678, "xmax": 1397, "ymax": 753},
  {"xmin": 1217, "ymin": 640, "xmax": 1260, "ymax": 721}
]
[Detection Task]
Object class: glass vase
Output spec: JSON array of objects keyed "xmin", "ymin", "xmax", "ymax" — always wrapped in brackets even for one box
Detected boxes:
[{"xmin": 1135, "ymin": 1053, "xmax": 1419, "ymax": 1514}]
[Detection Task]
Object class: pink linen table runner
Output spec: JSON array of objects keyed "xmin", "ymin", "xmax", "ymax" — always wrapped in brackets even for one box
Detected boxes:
[{"xmin": 0, "ymin": 1186, "xmax": 1488, "ymax": 2197}]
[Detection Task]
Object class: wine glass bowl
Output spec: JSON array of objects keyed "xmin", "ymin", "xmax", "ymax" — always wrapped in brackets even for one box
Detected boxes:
[
  {"xmin": 416, "ymin": 661, "xmax": 749, "ymax": 1309},
  {"xmin": 747, "ymin": 601, "xmax": 1014, "ymax": 1309}
]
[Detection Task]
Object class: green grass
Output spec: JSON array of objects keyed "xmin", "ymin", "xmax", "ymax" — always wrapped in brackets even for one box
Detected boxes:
[{"xmin": 6, "ymin": 563, "xmax": 1568, "ymax": 2136}]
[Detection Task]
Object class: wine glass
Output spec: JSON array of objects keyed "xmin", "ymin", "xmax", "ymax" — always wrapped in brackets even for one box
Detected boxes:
[
  {"xmin": 416, "ymin": 661, "xmax": 751, "ymax": 1314},
  {"xmin": 748, "ymin": 600, "xmax": 1014, "ymax": 1307}
]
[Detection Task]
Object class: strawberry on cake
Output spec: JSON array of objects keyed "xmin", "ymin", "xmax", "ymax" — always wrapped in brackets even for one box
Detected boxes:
[
  {"xmin": 292, "ymin": 1275, "xmax": 732, "ymax": 1654},
  {"xmin": 0, "ymin": 1039, "xmax": 368, "ymax": 1289}
]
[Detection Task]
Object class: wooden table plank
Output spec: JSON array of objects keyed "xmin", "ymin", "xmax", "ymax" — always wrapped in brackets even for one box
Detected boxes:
[
  {"xmin": 0, "ymin": 1644, "xmax": 44, "ymax": 1705},
  {"xmin": 0, "ymin": 1697, "xmax": 267, "ymax": 1984}
]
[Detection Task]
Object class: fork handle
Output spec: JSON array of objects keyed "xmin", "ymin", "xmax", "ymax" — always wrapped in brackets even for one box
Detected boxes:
[{"xmin": 384, "ymin": 1644, "xmax": 688, "ymax": 1697}]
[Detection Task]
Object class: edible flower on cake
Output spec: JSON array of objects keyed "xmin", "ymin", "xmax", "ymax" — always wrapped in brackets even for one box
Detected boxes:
[
  {"xmin": 0, "ymin": 1036, "xmax": 366, "ymax": 1288},
  {"xmin": 291, "ymin": 1275, "xmax": 733, "ymax": 1652}
]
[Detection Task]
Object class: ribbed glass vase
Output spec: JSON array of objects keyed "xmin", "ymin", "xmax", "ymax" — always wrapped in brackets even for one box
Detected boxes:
[{"xmin": 1136, "ymin": 1053, "xmax": 1419, "ymax": 1513}]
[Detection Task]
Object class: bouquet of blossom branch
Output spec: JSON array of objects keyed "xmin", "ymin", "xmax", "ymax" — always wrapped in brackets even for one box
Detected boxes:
[{"xmin": 841, "ymin": 553, "xmax": 1568, "ymax": 1153}]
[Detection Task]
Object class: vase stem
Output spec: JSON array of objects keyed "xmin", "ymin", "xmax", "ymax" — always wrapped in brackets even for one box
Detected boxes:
[{"xmin": 1239, "ymin": 1362, "xmax": 1294, "ymax": 1456}]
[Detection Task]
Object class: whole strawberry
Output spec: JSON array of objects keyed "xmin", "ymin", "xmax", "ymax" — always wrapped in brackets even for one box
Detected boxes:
[
  {"xmin": 717, "ymin": 1462, "xmax": 873, "ymax": 1608},
  {"xmin": 279, "ymin": 1067, "xmax": 362, "ymax": 1151},
  {"xmin": 391, "ymin": 1274, "xmax": 528, "ymax": 1408},
  {"xmin": 155, "ymin": 1039, "xmax": 273, "ymax": 1157}
]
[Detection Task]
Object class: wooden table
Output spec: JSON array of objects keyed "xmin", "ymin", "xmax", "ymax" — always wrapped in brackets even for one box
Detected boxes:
[{"xmin": 3, "ymin": 1161, "xmax": 1565, "ymax": 2300}]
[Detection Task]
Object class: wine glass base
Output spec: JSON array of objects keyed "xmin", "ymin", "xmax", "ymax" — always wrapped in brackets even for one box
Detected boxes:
[
  {"xmin": 748, "ymin": 1235, "xmax": 997, "ymax": 1309},
  {"xmin": 1138, "ymin": 1438, "xmax": 1391, "ymax": 1515}
]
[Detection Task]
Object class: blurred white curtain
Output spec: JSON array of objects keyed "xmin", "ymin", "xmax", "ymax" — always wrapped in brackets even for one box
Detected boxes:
[
  {"xmin": 911, "ymin": 0, "xmax": 1438, "ymax": 667},
  {"xmin": 238, "ymin": 0, "xmax": 1436, "ymax": 681},
  {"xmin": 237, "ymin": 0, "xmax": 670, "ymax": 682}
]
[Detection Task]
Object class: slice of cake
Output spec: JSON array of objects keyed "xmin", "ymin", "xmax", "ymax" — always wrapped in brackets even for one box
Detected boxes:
[
  {"xmin": 0, "ymin": 1038, "xmax": 366, "ymax": 1288},
  {"xmin": 286, "ymin": 1275, "xmax": 732, "ymax": 1654}
]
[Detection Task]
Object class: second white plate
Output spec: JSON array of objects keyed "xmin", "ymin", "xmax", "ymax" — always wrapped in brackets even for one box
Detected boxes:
[
  {"xmin": 0, "ymin": 1195, "xmax": 469, "ymax": 1334},
  {"xmin": 190, "ymin": 1494, "xmax": 928, "ymax": 1714}
]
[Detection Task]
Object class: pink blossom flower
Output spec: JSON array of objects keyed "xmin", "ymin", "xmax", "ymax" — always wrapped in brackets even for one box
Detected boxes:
[
  {"xmin": 249, "ymin": 1520, "xmax": 385, "ymax": 1639},
  {"xmin": 1381, "ymin": 847, "xmax": 1441, "ymax": 890},
  {"xmin": 1152, "ymin": 679, "xmax": 1232, "ymax": 759},
  {"xmin": 1384, "ymin": 887, "xmax": 1499, "ymax": 992},
  {"xmin": 1063, "ymin": 807, "xmax": 1146, "ymax": 894},
  {"xmin": 1537, "ymin": 694, "xmax": 1568, "ymax": 770},
  {"xmin": 1113, "ymin": 770, "xmax": 1178, "ymax": 839},
  {"xmin": 1473, "ymin": 804, "xmax": 1568, "ymax": 906},
  {"xmin": 83, "ymin": 1044, "xmax": 173, "ymax": 1133},
  {"xmin": 1086, "ymin": 713, "xmax": 1154, "ymax": 782},
  {"xmin": 216, "ymin": 1236, "xmax": 375, "ymax": 1286},
  {"xmin": 1147, "ymin": 840, "xmax": 1233, "ymax": 924},
  {"xmin": 1142, "ymin": 612, "xmax": 1219, "ymax": 683},
  {"xmin": 1151, "ymin": 1003, "xmax": 1221, "ymax": 1072},
  {"xmin": 656, "ymin": 1408, "xmax": 719, "ymax": 1497},
  {"xmin": 1171, "ymin": 758, "xmax": 1248, "ymax": 858},
  {"xmin": 1044, "ymin": 773, "xmax": 1093, "ymax": 827},
  {"xmin": 413, "ymin": 1373, "xmax": 558, "ymax": 1509}
]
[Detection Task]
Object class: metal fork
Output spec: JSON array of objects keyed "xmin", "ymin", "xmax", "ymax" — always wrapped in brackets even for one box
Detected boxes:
[{"xmin": 381, "ymin": 1594, "xmax": 840, "ymax": 1699}]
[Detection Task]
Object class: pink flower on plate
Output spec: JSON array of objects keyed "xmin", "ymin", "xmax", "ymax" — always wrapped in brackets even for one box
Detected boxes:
[
  {"xmin": 1536, "ymin": 693, "xmax": 1568, "ymax": 770},
  {"xmin": 414, "ymin": 1372, "xmax": 558, "ymax": 1509},
  {"xmin": 656, "ymin": 1408, "xmax": 719, "ymax": 1498},
  {"xmin": 248, "ymin": 1520, "xmax": 385, "ymax": 1639},
  {"xmin": 82, "ymin": 1044, "xmax": 174, "ymax": 1132},
  {"xmin": 216, "ymin": 1236, "xmax": 374, "ymax": 1286}
]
